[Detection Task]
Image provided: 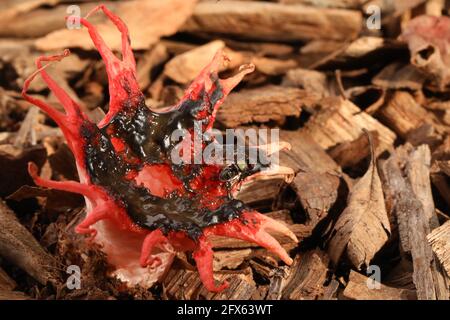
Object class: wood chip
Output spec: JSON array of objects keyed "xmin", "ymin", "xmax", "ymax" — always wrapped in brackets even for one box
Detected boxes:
[
  {"xmin": 281, "ymin": 250, "xmax": 329, "ymax": 300},
  {"xmin": 304, "ymin": 97, "xmax": 396, "ymax": 154},
  {"xmin": 213, "ymin": 248, "xmax": 252, "ymax": 271},
  {"xmin": 378, "ymin": 91, "xmax": 442, "ymax": 139},
  {"xmin": 35, "ymin": 0, "xmax": 198, "ymax": 50},
  {"xmin": 372, "ymin": 62, "xmax": 425, "ymax": 90},
  {"xmin": 279, "ymin": 130, "xmax": 341, "ymax": 174},
  {"xmin": 328, "ymin": 130, "xmax": 379, "ymax": 168},
  {"xmin": 282, "ymin": 68, "xmax": 329, "ymax": 98},
  {"xmin": 428, "ymin": 221, "xmax": 450, "ymax": 278},
  {"xmin": 291, "ymin": 172, "xmax": 340, "ymax": 228},
  {"xmin": 343, "ymin": 270, "xmax": 416, "ymax": 300},
  {"xmin": 164, "ymin": 266, "xmax": 257, "ymax": 300},
  {"xmin": 164, "ymin": 40, "xmax": 226, "ymax": 84},
  {"xmin": 0, "ymin": 200, "xmax": 59, "ymax": 285},
  {"xmin": 182, "ymin": 1, "xmax": 362, "ymax": 42},
  {"xmin": 380, "ymin": 145, "xmax": 448, "ymax": 299},
  {"xmin": 217, "ymin": 86, "xmax": 314, "ymax": 127},
  {"xmin": 136, "ymin": 43, "xmax": 169, "ymax": 90}
]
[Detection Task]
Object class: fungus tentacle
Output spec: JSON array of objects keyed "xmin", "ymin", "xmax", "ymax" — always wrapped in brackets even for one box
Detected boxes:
[
  {"xmin": 193, "ymin": 236, "xmax": 228, "ymax": 293},
  {"xmin": 139, "ymin": 229, "xmax": 167, "ymax": 267},
  {"xmin": 28, "ymin": 162, "xmax": 94, "ymax": 199}
]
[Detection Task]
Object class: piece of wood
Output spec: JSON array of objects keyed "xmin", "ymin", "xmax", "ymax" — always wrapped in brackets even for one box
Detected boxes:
[
  {"xmin": 182, "ymin": 1, "xmax": 362, "ymax": 42},
  {"xmin": 279, "ymin": 0, "xmax": 365, "ymax": 9},
  {"xmin": 328, "ymin": 130, "xmax": 379, "ymax": 168},
  {"xmin": 304, "ymin": 97, "xmax": 396, "ymax": 155},
  {"xmin": 320, "ymin": 279, "xmax": 340, "ymax": 300},
  {"xmin": 265, "ymin": 267, "xmax": 290, "ymax": 300},
  {"xmin": 164, "ymin": 266, "xmax": 257, "ymax": 300},
  {"xmin": 407, "ymin": 123, "xmax": 443, "ymax": 149},
  {"xmin": 35, "ymin": 0, "xmax": 198, "ymax": 50},
  {"xmin": 310, "ymin": 37, "xmax": 406, "ymax": 69},
  {"xmin": 0, "ymin": 288, "xmax": 31, "ymax": 300},
  {"xmin": 252, "ymin": 57, "xmax": 298, "ymax": 76},
  {"xmin": 236, "ymin": 178, "xmax": 283, "ymax": 209},
  {"xmin": 213, "ymin": 248, "xmax": 252, "ymax": 271},
  {"xmin": 164, "ymin": 40, "xmax": 227, "ymax": 84},
  {"xmin": 428, "ymin": 221, "xmax": 450, "ymax": 278},
  {"xmin": 136, "ymin": 43, "xmax": 169, "ymax": 90},
  {"xmin": 216, "ymin": 85, "xmax": 314, "ymax": 127},
  {"xmin": 328, "ymin": 133, "xmax": 390, "ymax": 268},
  {"xmin": 406, "ymin": 145, "xmax": 440, "ymax": 230},
  {"xmin": 378, "ymin": 91, "xmax": 442, "ymax": 139},
  {"xmin": 0, "ymin": 200, "xmax": 59, "ymax": 286},
  {"xmin": 343, "ymin": 271, "xmax": 417, "ymax": 300},
  {"xmin": 279, "ymin": 130, "xmax": 341, "ymax": 174},
  {"xmin": 281, "ymin": 250, "xmax": 329, "ymax": 300},
  {"xmin": 372, "ymin": 62, "xmax": 425, "ymax": 90},
  {"xmin": 276, "ymin": 130, "xmax": 342, "ymax": 228},
  {"xmin": 282, "ymin": 68, "xmax": 329, "ymax": 98},
  {"xmin": 291, "ymin": 172, "xmax": 340, "ymax": 228},
  {"xmin": 380, "ymin": 145, "xmax": 448, "ymax": 300}
]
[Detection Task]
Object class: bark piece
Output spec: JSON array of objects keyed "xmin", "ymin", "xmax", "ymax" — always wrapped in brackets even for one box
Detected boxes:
[
  {"xmin": 304, "ymin": 97, "xmax": 396, "ymax": 154},
  {"xmin": 310, "ymin": 37, "xmax": 406, "ymax": 69},
  {"xmin": 281, "ymin": 250, "xmax": 329, "ymax": 300},
  {"xmin": 378, "ymin": 91, "xmax": 442, "ymax": 140},
  {"xmin": 279, "ymin": 0, "xmax": 366, "ymax": 9},
  {"xmin": 428, "ymin": 221, "xmax": 450, "ymax": 278},
  {"xmin": 216, "ymin": 86, "xmax": 314, "ymax": 127},
  {"xmin": 182, "ymin": 1, "xmax": 362, "ymax": 42},
  {"xmin": 328, "ymin": 130, "xmax": 379, "ymax": 169},
  {"xmin": 291, "ymin": 172, "xmax": 340, "ymax": 228},
  {"xmin": 0, "ymin": 288, "xmax": 31, "ymax": 300},
  {"xmin": 213, "ymin": 248, "xmax": 252, "ymax": 271},
  {"xmin": 136, "ymin": 43, "xmax": 169, "ymax": 90},
  {"xmin": 164, "ymin": 266, "xmax": 257, "ymax": 300},
  {"xmin": 0, "ymin": 2, "xmax": 108, "ymax": 38},
  {"xmin": 328, "ymin": 132, "xmax": 390, "ymax": 268},
  {"xmin": 320, "ymin": 279, "xmax": 340, "ymax": 300},
  {"xmin": 282, "ymin": 68, "xmax": 329, "ymax": 98},
  {"xmin": 279, "ymin": 130, "xmax": 341, "ymax": 174},
  {"xmin": 380, "ymin": 144, "xmax": 448, "ymax": 300},
  {"xmin": 277, "ymin": 130, "xmax": 342, "ymax": 228},
  {"xmin": 343, "ymin": 271, "xmax": 417, "ymax": 300},
  {"xmin": 164, "ymin": 40, "xmax": 226, "ymax": 84},
  {"xmin": 372, "ymin": 62, "xmax": 425, "ymax": 90},
  {"xmin": 35, "ymin": 0, "xmax": 198, "ymax": 50},
  {"xmin": 252, "ymin": 57, "xmax": 298, "ymax": 76},
  {"xmin": 236, "ymin": 178, "xmax": 283, "ymax": 209},
  {"xmin": 0, "ymin": 200, "xmax": 59, "ymax": 285}
]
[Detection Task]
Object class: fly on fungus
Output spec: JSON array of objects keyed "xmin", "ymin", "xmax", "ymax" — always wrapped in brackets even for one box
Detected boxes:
[{"xmin": 22, "ymin": 5, "xmax": 297, "ymax": 292}]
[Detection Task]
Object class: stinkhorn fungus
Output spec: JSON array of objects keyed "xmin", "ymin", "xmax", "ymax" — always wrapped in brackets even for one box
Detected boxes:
[{"xmin": 22, "ymin": 5, "xmax": 297, "ymax": 292}]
